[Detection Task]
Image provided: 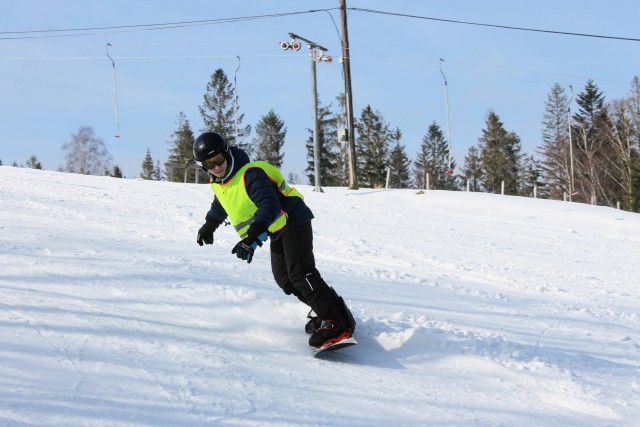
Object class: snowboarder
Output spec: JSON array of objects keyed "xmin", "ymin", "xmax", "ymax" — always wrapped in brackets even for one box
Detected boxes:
[{"xmin": 193, "ymin": 132, "xmax": 355, "ymax": 349}]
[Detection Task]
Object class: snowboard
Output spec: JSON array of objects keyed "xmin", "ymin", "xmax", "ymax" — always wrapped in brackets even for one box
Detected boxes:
[{"xmin": 313, "ymin": 334, "xmax": 357, "ymax": 357}]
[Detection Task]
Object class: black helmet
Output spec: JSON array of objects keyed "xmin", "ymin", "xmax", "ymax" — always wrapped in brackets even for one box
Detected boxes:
[{"xmin": 193, "ymin": 132, "xmax": 228, "ymax": 162}]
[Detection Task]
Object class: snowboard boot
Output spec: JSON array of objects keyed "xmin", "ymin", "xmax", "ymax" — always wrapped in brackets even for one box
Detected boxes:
[
  {"xmin": 305, "ymin": 310, "xmax": 322, "ymax": 334},
  {"xmin": 308, "ymin": 318, "xmax": 350, "ymax": 347},
  {"xmin": 308, "ymin": 297, "xmax": 356, "ymax": 347}
]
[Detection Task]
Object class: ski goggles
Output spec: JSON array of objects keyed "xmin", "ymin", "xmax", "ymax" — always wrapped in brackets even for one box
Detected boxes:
[{"xmin": 198, "ymin": 152, "xmax": 226, "ymax": 169}]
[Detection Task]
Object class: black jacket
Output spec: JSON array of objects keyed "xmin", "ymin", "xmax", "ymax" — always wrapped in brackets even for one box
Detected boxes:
[{"xmin": 206, "ymin": 146, "xmax": 314, "ymax": 239}]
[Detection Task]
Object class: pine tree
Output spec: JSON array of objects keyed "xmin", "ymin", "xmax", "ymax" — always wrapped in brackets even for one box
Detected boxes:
[
  {"xmin": 462, "ymin": 146, "xmax": 483, "ymax": 192},
  {"xmin": 572, "ymin": 79, "xmax": 615, "ymax": 205},
  {"xmin": 478, "ymin": 111, "xmax": 523, "ymax": 194},
  {"xmin": 387, "ymin": 132, "xmax": 411, "ymax": 189},
  {"xmin": 305, "ymin": 100, "xmax": 340, "ymax": 186},
  {"xmin": 153, "ymin": 159, "xmax": 163, "ymax": 181},
  {"xmin": 141, "ymin": 148, "xmax": 155, "ymax": 180},
  {"xmin": 539, "ymin": 83, "xmax": 572, "ymax": 200},
  {"xmin": 165, "ymin": 112, "xmax": 196, "ymax": 182},
  {"xmin": 111, "ymin": 165, "xmax": 124, "ymax": 178},
  {"xmin": 62, "ymin": 126, "xmax": 113, "ymax": 175},
  {"xmin": 355, "ymin": 105, "xmax": 391, "ymax": 188},
  {"xmin": 253, "ymin": 110, "xmax": 286, "ymax": 168},
  {"xmin": 412, "ymin": 126, "xmax": 431, "ymax": 190},
  {"xmin": 413, "ymin": 122, "xmax": 456, "ymax": 190},
  {"xmin": 26, "ymin": 155, "xmax": 43, "ymax": 169},
  {"xmin": 520, "ymin": 154, "xmax": 547, "ymax": 198},
  {"xmin": 199, "ymin": 68, "xmax": 251, "ymax": 153}
]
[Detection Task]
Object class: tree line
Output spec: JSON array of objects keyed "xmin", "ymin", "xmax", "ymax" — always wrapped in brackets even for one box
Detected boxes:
[
  {"xmin": 6, "ymin": 67, "xmax": 638, "ymax": 213},
  {"xmin": 159, "ymin": 68, "xmax": 639, "ymax": 211}
]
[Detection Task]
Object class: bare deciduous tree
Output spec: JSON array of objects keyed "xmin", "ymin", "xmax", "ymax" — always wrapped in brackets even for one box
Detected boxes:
[
  {"xmin": 62, "ymin": 126, "xmax": 113, "ymax": 175},
  {"xmin": 601, "ymin": 99, "xmax": 636, "ymax": 210}
]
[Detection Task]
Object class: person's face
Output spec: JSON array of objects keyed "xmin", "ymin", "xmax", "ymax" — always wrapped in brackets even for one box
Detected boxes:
[{"xmin": 202, "ymin": 153, "xmax": 227, "ymax": 177}]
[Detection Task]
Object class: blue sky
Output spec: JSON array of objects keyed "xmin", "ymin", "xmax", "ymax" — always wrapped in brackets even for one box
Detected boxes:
[{"xmin": 1, "ymin": 0, "xmax": 639, "ymax": 180}]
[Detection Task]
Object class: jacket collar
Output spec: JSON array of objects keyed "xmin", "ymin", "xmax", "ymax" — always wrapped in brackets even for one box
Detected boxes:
[{"xmin": 212, "ymin": 147, "xmax": 249, "ymax": 184}]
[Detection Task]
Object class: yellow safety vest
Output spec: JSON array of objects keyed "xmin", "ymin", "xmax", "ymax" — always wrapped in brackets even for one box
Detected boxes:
[{"xmin": 210, "ymin": 161, "xmax": 303, "ymax": 238}]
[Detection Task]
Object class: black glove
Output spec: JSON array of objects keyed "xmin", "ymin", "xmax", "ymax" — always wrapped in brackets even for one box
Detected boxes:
[
  {"xmin": 231, "ymin": 222, "xmax": 269, "ymax": 264},
  {"xmin": 197, "ymin": 216, "xmax": 222, "ymax": 246}
]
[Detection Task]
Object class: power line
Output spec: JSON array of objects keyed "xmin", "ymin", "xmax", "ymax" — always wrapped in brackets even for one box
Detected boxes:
[
  {"xmin": 5, "ymin": 6, "xmax": 637, "ymax": 44},
  {"xmin": 2, "ymin": 6, "xmax": 634, "ymax": 86},
  {"xmin": 0, "ymin": 54, "xmax": 295, "ymax": 61},
  {"xmin": 349, "ymin": 7, "xmax": 640, "ymax": 43},
  {"xmin": 0, "ymin": 9, "xmax": 338, "ymax": 40}
]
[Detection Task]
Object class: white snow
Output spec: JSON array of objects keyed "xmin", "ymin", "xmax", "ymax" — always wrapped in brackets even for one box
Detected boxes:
[{"xmin": 1, "ymin": 166, "xmax": 639, "ymax": 426}]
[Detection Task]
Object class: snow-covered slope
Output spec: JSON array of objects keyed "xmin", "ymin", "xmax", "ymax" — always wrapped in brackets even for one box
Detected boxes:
[{"xmin": 1, "ymin": 166, "xmax": 639, "ymax": 426}]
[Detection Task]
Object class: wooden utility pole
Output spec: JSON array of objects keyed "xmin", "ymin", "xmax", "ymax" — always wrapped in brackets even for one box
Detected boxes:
[{"xmin": 339, "ymin": 0, "xmax": 358, "ymax": 189}]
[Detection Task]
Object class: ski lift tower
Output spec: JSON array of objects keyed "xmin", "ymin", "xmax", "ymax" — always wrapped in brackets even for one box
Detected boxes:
[
  {"xmin": 105, "ymin": 43, "xmax": 120, "ymax": 139},
  {"xmin": 280, "ymin": 33, "xmax": 333, "ymax": 193}
]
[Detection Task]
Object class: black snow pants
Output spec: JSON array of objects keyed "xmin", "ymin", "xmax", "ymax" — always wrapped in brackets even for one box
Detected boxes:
[{"xmin": 270, "ymin": 221, "xmax": 342, "ymax": 320}]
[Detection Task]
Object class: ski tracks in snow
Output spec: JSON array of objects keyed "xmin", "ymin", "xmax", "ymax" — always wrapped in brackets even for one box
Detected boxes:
[{"xmin": 2, "ymin": 169, "xmax": 639, "ymax": 425}]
